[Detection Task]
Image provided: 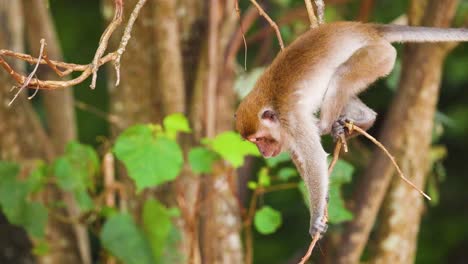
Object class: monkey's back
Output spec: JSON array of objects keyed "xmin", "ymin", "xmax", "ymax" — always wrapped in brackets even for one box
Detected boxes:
[{"xmin": 258, "ymin": 22, "xmax": 382, "ymax": 115}]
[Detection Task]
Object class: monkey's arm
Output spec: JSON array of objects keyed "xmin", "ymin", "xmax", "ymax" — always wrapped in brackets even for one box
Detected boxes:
[{"xmin": 288, "ymin": 116, "xmax": 329, "ymax": 236}]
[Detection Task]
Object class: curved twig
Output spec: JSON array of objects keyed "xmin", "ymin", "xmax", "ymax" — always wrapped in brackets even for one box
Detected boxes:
[{"xmin": 344, "ymin": 122, "xmax": 431, "ymax": 200}]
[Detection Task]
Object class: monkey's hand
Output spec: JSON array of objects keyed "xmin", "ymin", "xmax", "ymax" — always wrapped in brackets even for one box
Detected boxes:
[{"xmin": 309, "ymin": 217, "xmax": 328, "ymax": 238}]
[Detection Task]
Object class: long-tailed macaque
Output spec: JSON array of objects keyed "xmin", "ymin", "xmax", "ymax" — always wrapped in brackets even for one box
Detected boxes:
[{"xmin": 235, "ymin": 22, "xmax": 468, "ymax": 235}]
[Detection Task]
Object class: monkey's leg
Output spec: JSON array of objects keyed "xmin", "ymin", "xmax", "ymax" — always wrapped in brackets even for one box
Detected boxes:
[
  {"xmin": 331, "ymin": 97, "xmax": 376, "ymax": 140},
  {"xmin": 319, "ymin": 42, "xmax": 396, "ymax": 135}
]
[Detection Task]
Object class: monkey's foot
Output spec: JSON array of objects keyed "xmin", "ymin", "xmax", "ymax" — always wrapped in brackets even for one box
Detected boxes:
[
  {"xmin": 331, "ymin": 117, "xmax": 350, "ymax": 141},
  {"xmin": 309, "ymin": 219, "xmax": 328, "ymax": 238}
]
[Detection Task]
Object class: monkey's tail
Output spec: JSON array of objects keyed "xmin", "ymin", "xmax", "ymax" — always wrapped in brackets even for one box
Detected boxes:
[{"xmin": 376, "ymin": 24, "xmax": 468, "ymax": 43}]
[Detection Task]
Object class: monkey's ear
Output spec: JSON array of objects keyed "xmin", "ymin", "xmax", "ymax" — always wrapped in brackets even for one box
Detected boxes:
[{"xmin": 261, "ymin": 109, "xmax": 277, "ymax": 122}]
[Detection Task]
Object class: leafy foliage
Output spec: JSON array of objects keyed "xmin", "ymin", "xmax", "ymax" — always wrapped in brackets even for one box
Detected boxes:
[
  {"xmin": 53, "ymin": 142, "xmax": 99, "ymax": 210},
  {"xmin": 114, "ymin": 123, "xmax": 183, "ymax": 192},
  {"xmin": 277, "ymin": 167, "xmax": 298, "ymax": 181},
  {"xmin": 188, "ymin": 147, "xmax": 219, "ymax": 174},
  {"xmin": 265, "ymin": 152, "xmax": 291, "ymax": 167},
  {"xmin": 101, "ymin": 213, "xmax": 154, "ymax": 264},
  {"xmin": 254, "ymin": 206, "xmax": 282, "ymax": 235},
  {"xmin": 203, "ymin": 131, "xmax": 260, "ymax": 168},
  {"xmin": 163, "ymin": 112, "xmax": 192, "ymax": 139},
  {"xmin": 0, "ymin": 162, "xmax": 47, "ymax": 238},
  {"xmin": 142, "ymin": 199, "xmax": 181, "ymax": 262},
  {"xmin": 328, "ymin": 159, "xmax": 354, "ymax": 223}
]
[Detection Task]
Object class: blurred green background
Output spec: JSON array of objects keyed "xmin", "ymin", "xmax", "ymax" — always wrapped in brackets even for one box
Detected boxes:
[{"xmin": 7, "ymin": 0, "xmax": 468, "ymax": 263}]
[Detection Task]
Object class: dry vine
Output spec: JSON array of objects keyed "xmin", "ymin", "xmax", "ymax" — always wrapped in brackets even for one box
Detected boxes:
[
  {"xmin": 0, "ymin": 0, "xmax": 148, "ymax": 104},
  {"xmin": 248, "ymin": 0, "xmax": 285, "ymax": 50}
]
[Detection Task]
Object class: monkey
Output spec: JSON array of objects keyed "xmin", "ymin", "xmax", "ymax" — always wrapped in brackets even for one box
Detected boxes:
[{"xmin": 235, "ymin": 21, "xmax": 468, "ymax": 236}]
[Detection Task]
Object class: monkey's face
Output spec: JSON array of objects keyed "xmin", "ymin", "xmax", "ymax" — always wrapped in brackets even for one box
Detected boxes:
[{"xmin": 236, "ymin": 106, "xmax": 284, "ymax": 158}]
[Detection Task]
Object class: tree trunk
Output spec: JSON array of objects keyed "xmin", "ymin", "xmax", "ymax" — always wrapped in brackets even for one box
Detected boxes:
[
  {"xmin": 335, "ymin": 0, "xmax": 459, "ymax": 263},
  {"xmin": 372, "ymin": 0, "xmax": 458, "ymax": 262},
  {"xmin": 0, "ymin": 1, "xmax": 82, "ymax": 263},
  {"xmin": 22, "ymin": 1, "xmax": 92, "ymax": 263},
  {"xmin": 105, "ymin": 1, "xmax": 244, "ymax": 263}
]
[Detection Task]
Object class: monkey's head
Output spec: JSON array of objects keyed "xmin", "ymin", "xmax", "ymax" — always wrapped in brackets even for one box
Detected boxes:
[{"xmin": 236, "ymin": 98, "xmax": 283, "ymax": 158}]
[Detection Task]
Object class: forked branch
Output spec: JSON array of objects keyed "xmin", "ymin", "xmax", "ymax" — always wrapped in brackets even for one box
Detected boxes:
[{"xmin": 0, "ymin": 0, "xmax": 147, "ymax": 100}]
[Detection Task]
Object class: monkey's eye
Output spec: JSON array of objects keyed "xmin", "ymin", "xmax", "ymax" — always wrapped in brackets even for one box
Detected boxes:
[
  {"xmin": 234, "ymin": 113, "xmax": 237, "ymax": 119},
  {"xmin": 261, "ymin": 110, "xmax": 277, "ymax": 121}
]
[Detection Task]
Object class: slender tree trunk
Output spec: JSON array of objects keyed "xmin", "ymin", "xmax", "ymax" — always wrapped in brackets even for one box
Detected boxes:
[
  {"xmin": 335, "ymin": 0, "xmax": 459, "ymax": 263},
  {"xmin": 199, "ymin": 2, "xmax": 244, "ymax": 263},
  {"xmin": 372, "ymin": 0, "xmax": 458, "ymax": 262},
  {"xmin": 22, "ymin": 1, "xmax": 91, "ymax": 263},
  {"xmin": 0, "ymin": 1, "xmax": 81, "ymax": 263}
]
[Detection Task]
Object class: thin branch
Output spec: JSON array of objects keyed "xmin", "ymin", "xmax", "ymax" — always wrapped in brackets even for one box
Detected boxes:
[
  {"xmin": 344, "ymin": 122, "xmax": 431, "ymax": 200},
  {"xmin": 248, "ymin": 0, "xmax": 285, "ymax": 50},
  {"xmin": 90, "ymin": 0, "xmax": 123, "ymax": 89},
  {"xmin": 234, "ymin": 1, "xmax": 251, "ymax": 70},
  {"xmin": 27, "ymin": 77, "xmax": 40, "ymax": 100},
  {"xmin": 328, "ymin": 139, "xmax": 343, "ymax": 175},
  {"xmin": 0, "ymin": 0, "xmax": 147, "ymax": 92},
  {"xmin": 304, "ymin": 0, "xmax": 319, "ymax": 28},
  {"xmin": 8, "ymin": 39, "xmax": 45, "ymax": 106},
  {"xmin": 298, "ymin": 233, "xmax": 321, "ymax": 264},
  {"xmin": 114, "ymin": 0, "xmax": 147, "ymax": 86},
  {"xmin": 74, "ymin": 101, "xmax": 124, "ymax": 128},
  {"xmin": 314, "ymin": 0, "xmax": 325, "ymax": 24}
]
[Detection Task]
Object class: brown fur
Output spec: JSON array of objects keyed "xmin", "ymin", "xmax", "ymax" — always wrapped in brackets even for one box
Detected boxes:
[{"xmin": 235, "ymin": 21, "xmax": 468, "ymax": 235}]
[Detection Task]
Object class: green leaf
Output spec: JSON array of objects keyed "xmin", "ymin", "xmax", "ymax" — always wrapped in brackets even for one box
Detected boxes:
[
  {"xmin": 265, "ymin": 152, "xmax": 291, "ymax": 167},
  {"xmin": 386, "ymin": 58, "xmax": 401, "ymax": 91},
  {"xmin": 329, "ymin": 159, "xmax": 354, "ymax": 184},
  {"xmin": 163, "ymin": 113, "xmax": 191, "ymax": 139},
  {"xmin": 0, "ymin": 162, "xmax": 47, "ymax": 238},
  {"xmin": 206, "ymin": 131, "xmax": 260, "ymax": 168},
  {"xmin": 100, "ymin": 206, "xmax": 118, "ymax": 218},
  {"xmin": 101, "ymin": 213, "xmax": 154, "ymax": 264},
  {"xmin": 142, "ymin": 199, "xmax": 180, "ymax": 261},
  {"xmin": 188, "ymin": 147, "xmax": 218, "ymax": 174},
  {"xmin": 74, "ymin": 189, "xmax": 94, "ymax": 211},
  {"xmin": 327, "ymin": 185, "xmax": 353, "ymax": 223},
  {"xmin": 272, "ymin": 0, "xmax": 292, "ymax": 8},
  {"xmin": 26, "ymin": 161, "xmax": 47, "ymax": 193},
  {"xmin": 32, "ymin": 240, "xmax": 50, "ymax": 256},
  {"xmin": 254, "ymin": 206, "xmax": 282, "ymax": 235},
  {"xmin": 113, "ymin": 125, "xmax": 184, "ymax": 191},
  {"xmin": 247, "ymin": 181, "xmax": 258, "ymax": 190},
  {"xmin": 328, "ymin": 159, "xmax": 354, "ymax": 223},
  {"xmin": 0, "ymin": 162, "xmax": 20, "ymax": 181},
  {"xmin": 277, "ymin": 167, "xmax": 298, "ymax": 181},
  {"xmin": 19, "ymin": 202, "xmax": 48, "ymax": 238},
  {"xmin": 258, "ymin": 168, "xmax": 271, "ymax": 187},
  {"xmin": 53, "ymin": 142, "xmax": 99, "ymax": 192}
]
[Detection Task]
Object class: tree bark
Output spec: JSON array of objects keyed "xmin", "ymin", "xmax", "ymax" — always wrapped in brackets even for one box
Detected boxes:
[
  {"xmin": 335, "ymin": 0, "xmax": 459, "ymax": 263},
  {"xmin": 199, "ymin": 2, "xmax": 244, "ymax": 263},
  {"xmin": 0, "ymin": 1, "xmax": 81, "ymax": 263},
  {"xmin": 22, "ymin": 1, "xmax": 91, "ymax": 263},
  {"xmin": 371, "ymin": 0, "xmax": 458, "ymax": 262}
]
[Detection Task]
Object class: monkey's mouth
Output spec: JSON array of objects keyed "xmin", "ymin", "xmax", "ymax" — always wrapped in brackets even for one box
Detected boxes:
[{"xmin": 261, "ymin": 146, "xmax": 281, "ymax": 158}]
